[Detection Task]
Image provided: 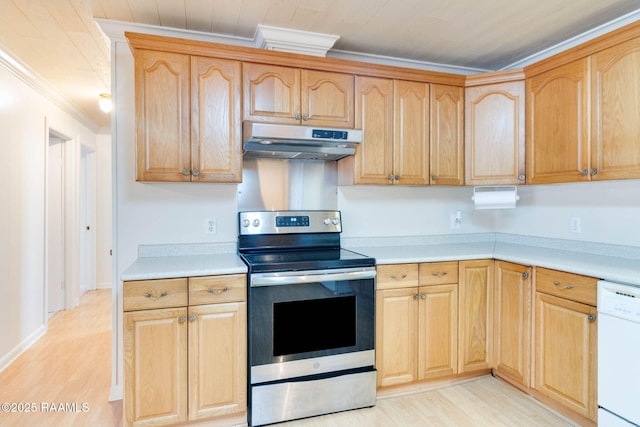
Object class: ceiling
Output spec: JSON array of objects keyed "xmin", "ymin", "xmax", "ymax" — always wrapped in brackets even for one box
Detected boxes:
[{"xmin": 1, "ymin": 0, "xmax": 639, "ymax": 132}]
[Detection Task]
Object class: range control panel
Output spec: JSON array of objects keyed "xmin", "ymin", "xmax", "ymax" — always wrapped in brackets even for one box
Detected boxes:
[{"xmin": 239, "ymin": 210, "xmax": 341, "ymax": 235}]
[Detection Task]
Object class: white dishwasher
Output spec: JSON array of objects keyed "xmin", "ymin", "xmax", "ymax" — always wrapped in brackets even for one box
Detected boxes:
[{"xmin": 597, "ymin": 280, "xmax": 640, "ymax": 426}]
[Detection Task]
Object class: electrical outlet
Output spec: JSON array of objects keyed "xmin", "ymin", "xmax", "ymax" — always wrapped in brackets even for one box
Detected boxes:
[
  {"xmin": 570, "ymin": 217, "xmax": 581, "ymax": 233},
  {"xmin": 206, "ymin": 218, "xmax": 217, "ymax": 234},
  {"xmin": 450, "ymin": 211, "xmax": 462, "ymax": 230}
]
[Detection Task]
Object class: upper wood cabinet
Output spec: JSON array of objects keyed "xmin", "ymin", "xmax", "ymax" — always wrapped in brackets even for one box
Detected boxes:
[
  {"xmin": 430, "ymin": 84, "xmax": 465, "ymax": 185},
  {"xmin": 243, "ymin": 63, "xmax": 355, "ymax": 128},
  {"xmin": 339, "ymin": 77, "xmax": 430, "ymax": 185},
  {"xmin": 526, "ymin": 32, "xmax": 640, "ymax": 184},
  {"xmin": 134, "ymin": 50, "xmax": 242, "ymax": 182},
  {"xmin": 465, "ymin": 78, "xmax": 525, "ymax": 185},
  {"xmin": 394, "ymin": 80, "xmax": 431, "ymax": 185},
  {"xmin": 526, "ymin": 59, "xmax": 590, "ymax": 184},
  {"xmin": 591, "ymin": 36, "xmax": 640, "ymax": 181},
  {"xmin": 135, "ymin": 50, "xmax": 191, "ymax": 182},
  {"xmin": 191, "ymin": 56, "xmax": 243, "ymax": 182}
]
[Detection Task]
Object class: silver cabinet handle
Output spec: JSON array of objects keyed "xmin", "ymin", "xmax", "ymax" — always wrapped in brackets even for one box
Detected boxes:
[
  {"xmin": 413, "ymin": 293, "xmax": 420, "ymax": 300},
  {"xmin": 388, "ymin": 175, "xmax": 395, "ymax": 181},
  {"xmin": 518, "ymin": 174, "xmax": 526, "ymax": 181},
  {"xmin": 590, "ymin": 168, "xmax": 598, "ymax": 175},
  {"xmin": 432, "ymin": 175, "xmax": 438, "ymax": 181},
  {"xmin": 420, "ymin": 293, "xmax": 427, "ymax": 300},
  {"xmin": 302, "ymin": 114, "xmax": 309, "ymax": 121},
  {"xmin": 390, "ymin": 274, "xmax": 408, "ymax": 280},
  {"xmin": 189, "ymin": 314, "xmax": 197, "ymax": 322},
  {"xmin": 553, "ymin": 280, "xmax": 573, "ymax": 289},
  {"xmin": 295, "ymin": 114, "xmax": 302, "ymax": 120},
  {"xmin": 207, "ymin": 287, "xmax": 229, "ymax": 294},
  {"xmin": 178, "ymin": 316, "xmax": 186, "ymax": 324},
  {"xmin": 143, "ymin": 291, "xmax": 168, "ymax": 299},
  {"xmin": 587, "ymin": 314, "xmax": 596, "ymax": 322},
  {"xmin": 580, "ymin": 169, "xmax": 589, "ymax": 176},
  {"xmin": 432, "ymin": 272, "xmax": 448, "ymax": 277},
  {"xmin": 522, "ymin": 272, "xmax": 529, "ymax": 279},
  {"xmin": 192, "ymin": 169, "xmax": 200, "ymax": 177},
  {"xmin": 394, "ymin": 175, "xmax": 400, "ymax": 181},
  {"xmin": 182, "ymin": 168, "xmax": 190, "ymax": 176}
]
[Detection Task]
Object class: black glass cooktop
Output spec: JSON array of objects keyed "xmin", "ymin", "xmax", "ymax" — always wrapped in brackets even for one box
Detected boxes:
[{"xmin": 240, "ymin": 248, "xmax": 375, "ymax": 273}]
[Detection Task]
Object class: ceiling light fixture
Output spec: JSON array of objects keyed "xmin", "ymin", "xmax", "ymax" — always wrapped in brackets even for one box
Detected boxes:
[{"xmin": 98, "ymin": 93, "xmax": 112, "ymax": 113}]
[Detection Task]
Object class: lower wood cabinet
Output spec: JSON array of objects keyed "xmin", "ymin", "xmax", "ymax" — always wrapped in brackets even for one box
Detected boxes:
[
  {"xmin": 533, "ymin": 267, "xmax": 598, "ymax": 422},
  {"xmin": 376, "ymin": 262, "xmax": 459, "ymax": 387},
  {"xmin": 123, "ymin": 275, "xmax": 246, "ymax": 427},
  {"xmin": 493, "ymin": 261, "xmax": 532, "ymax": 388},
  {"xmin": 458, "ymin": 260, "xmax": 493, "ymax": 373}
]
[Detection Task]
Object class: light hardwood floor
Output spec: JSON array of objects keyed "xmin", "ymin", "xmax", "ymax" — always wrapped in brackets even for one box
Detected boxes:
[
  {"xmin": 0, "ymin": 289, "xmax": 123, "ymax": 427},
  {"xmin": 0, "ymin": 288, "xmax": 578, "ymax": 427}
]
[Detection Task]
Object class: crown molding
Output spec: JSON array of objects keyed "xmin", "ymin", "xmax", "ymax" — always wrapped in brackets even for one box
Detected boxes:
[
  {"xmin": 0, "ymin": 45, "xmax": 101, "ymax": 133},
  {"xmin": 254, "ymin": 24, "xmax": 339, "ymax": 57},
  {"xmin": 502, "ymin": 8, "xmax": 640, "ymax": 70}
]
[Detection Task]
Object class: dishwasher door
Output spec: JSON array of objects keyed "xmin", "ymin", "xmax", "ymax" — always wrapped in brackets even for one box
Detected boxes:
[{"xmin": 597, "ymin": 280, "xmax": 640, "ymax": 426}]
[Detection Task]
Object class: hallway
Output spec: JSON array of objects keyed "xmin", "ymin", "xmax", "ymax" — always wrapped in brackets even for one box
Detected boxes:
[{"xmin": 0, "ymin": 289, "xmax": 122, "ymax": 427}]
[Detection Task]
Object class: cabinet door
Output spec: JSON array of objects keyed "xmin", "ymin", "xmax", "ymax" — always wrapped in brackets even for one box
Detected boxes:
[
  {"xmin": 188, "ymin": 302, "xmax": 247, "ymax": 420},
  {"xmin": 526, "ymin": 59, "xmax": 590, "ymax": 184},
  {"xmin": 418, "ymin": 284, "xmax": 458, "ymax": 380},
  {"xmin": 135, "ymin": 50, "xmax": 191, "ymax": 182},
  {"xmin": 465, "ymin": 81, "xmax": 525, "ymax": 185},
  {"xmin": 458, "ymin": 260, "xmax": 493, "ymax": 373},
  {"xmin": 124, "ymin": 308, "xmax": 188, "ymax": 427},
  {"xmin": 430, "ymin": 84, "xmax": 464, "ymax": 185},
  {"xmin": 352, "ymin": 76, "xmax": 394, "ymax": 185},
  {"xmin": 534, "ymin": 292, "xmax": 597, "ymax": 420},
  {"xmin": 493, "ymin": 261, "xmax": 532, "ymax": 388},
  {"xmin": 394, "ymin": 80, "xmax": 430, "ymax": 185},
  {"xmin": 591, "ymin": 36, "xmax": 640, "ymax": 181},
  {"xmin": 375, "ymin": 287, "xmax": 418, "ymax": 387},
  {"xmin": 243, "ymin": 63, "xmax": 300, "ymax": 124},
  {"xmin": 191, "ymin": 57, "xmax": 242, "ymax": 183},
  {"xmin": 302, "ymin": 70, "xmax": 354, "ymax": 128}
]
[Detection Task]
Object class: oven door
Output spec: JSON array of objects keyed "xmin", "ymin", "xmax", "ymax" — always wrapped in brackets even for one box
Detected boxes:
[{"xmin": 249, "ymin": 266, "xmax": 376, "ymax": 384}]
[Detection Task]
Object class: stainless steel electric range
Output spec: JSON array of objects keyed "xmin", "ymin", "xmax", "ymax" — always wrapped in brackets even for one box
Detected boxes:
[{"xmin": 238, "ymin": 210, "xmax": 377, "ymax": 426}]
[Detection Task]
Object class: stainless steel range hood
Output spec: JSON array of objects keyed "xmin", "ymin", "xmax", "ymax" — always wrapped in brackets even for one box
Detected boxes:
[{"xmin": 243, "ymin": 122, "xmax": 362, "ymax": 161}]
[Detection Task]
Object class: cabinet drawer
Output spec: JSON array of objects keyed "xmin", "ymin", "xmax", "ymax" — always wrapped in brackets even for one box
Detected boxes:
[
  {"xmin": 377, "ymin": 264, "xmax": 419, "ymax": 290},
  {"xmin": 124, "ymin": 278, "xmax": 188, "ymax": 311},
  {"xmin": 189, "ymin": 274, "xmax": 246, "ymax": 305},
  {"xmin": 535, "ymin": 267, "xmax": 597, "ymax": 306},
  {"xmin": 419, "ymin": 262, "xmax": 459, "ymax": 285}
]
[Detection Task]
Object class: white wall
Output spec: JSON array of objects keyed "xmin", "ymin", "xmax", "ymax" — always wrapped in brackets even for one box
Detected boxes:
[
  {"xmin": 339, "ymin": 185, "xmax": 495, "ymax": 237},
  {"xmin": 496, "ymin": 180, "xmax": 640, "ymax": 247},
  {"xmin": 96, "ymin": 134, "xmax": 112, "ymax": 288},
  {"xmin": 0, "ymin": 61, "xmax": 99, "ymax": 371}
]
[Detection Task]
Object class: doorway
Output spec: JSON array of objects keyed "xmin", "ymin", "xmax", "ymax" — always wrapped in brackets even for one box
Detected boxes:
[
  {"xmin": 46, "ymin": 128, "xmax": 98, "ymax": 317},
  {"xmin": 47, "ymin": 132, "xmax": 67, "ymax": 316}
]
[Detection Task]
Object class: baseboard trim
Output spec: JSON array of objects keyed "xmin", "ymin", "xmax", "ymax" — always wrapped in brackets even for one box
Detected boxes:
[
  {"xmin": 97, "ymin": 281, "xmax": 112, "ymax": 289},
  {"xmin": 0, "ymin": 324, "xmax": 47, "ymax": 373},
  {"xmin": 109, "ymin": 385, "xmax": 123, "ymax": 402}
]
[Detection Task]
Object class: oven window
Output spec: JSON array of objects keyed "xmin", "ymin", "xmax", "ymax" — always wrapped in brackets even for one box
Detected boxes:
[{"xmin": 273, "ymin": 296, "xmax": 356, "ymax": 356}]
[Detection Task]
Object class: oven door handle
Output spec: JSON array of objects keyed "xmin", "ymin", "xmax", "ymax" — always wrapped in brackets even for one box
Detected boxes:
[{"xmin": 250, "ymin": 267, "xmax": 376, "ymax": 287}]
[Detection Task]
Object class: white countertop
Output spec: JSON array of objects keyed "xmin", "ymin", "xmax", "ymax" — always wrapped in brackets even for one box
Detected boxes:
[
  {"xmin": 121, "ymin": 244, "xmax": 247, "ymax": 281},
  {"xmin": 121, "ymin": 235, "xmax": 640, "ymax": 287},
  {"xmin": 345, "ymin": 233, "xmax": 640, "ymax": 287}
]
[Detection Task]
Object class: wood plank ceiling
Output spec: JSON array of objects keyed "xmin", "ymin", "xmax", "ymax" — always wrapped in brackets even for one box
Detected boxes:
[{"xmin": 0, "ymin": 0, "xmax": 638, "ymax": 131}]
